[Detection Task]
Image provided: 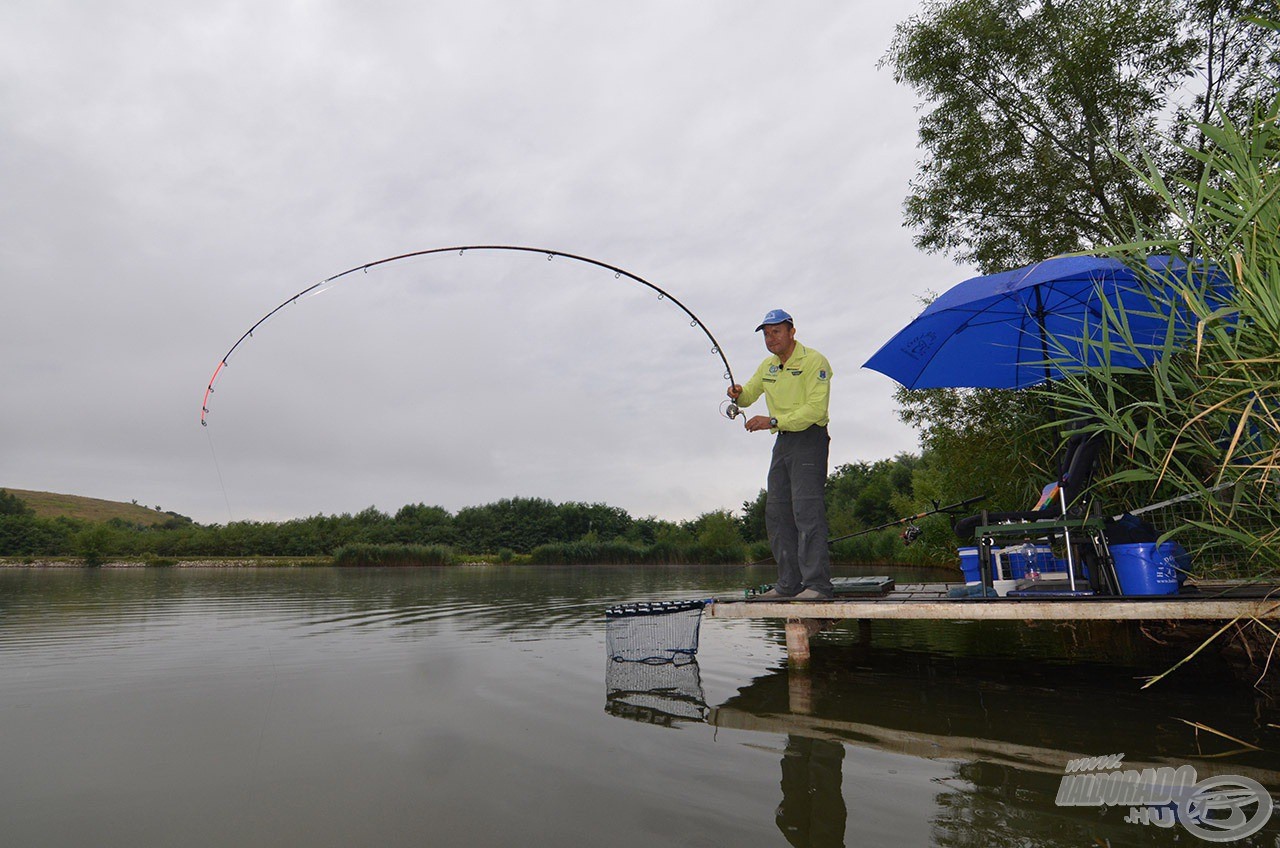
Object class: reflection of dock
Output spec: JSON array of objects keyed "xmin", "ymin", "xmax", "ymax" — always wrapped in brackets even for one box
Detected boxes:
[
  {"xmin": 707, "ymin": 648, "xmax": 1280, "ymax": 786},
  {"xmin": 707, "ymin": 581, "xmax": 1280, "ymax": 667},
  {"xmin": 605, "ymin": 650, "xmax": 1280, "ymax": 799},
  {"xmin": 707, "ymin": 704, "xmax": 1280, "ymax": 785}
]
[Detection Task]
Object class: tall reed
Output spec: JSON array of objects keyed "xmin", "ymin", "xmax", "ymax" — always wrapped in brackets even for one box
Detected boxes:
[{"xmin": 1044, "ymin": 93, "xmax": 1280, "ymax": 574}]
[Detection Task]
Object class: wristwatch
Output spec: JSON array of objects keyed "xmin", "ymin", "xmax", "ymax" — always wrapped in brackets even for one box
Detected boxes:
[{"xmin": 769, "ymin": 417, "xmax": 778, "ymax": 429}]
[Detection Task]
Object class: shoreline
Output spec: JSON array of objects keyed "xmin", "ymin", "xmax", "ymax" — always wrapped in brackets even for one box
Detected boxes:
[
  {"xmin": 0, "ymin": 558, "xmax": 333, "ymax": 568},
  {"xmin": 0, "ymin": 557, "xmax": 953, "ymax": 570}
]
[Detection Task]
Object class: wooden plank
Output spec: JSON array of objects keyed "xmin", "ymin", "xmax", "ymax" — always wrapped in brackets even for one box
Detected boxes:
[{"xmin": 707, "ymin": 596, "xmax": 1280, "ymax": 621}]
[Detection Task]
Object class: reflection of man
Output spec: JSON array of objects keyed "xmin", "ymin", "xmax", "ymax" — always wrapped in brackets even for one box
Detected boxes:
[
  {"xmin": 728, "ymin": 309, "xmax": 834, "ymax": 600},
  {"xmin": 776, "ymin": 734, "xmax": 847, "ymax": 847}
]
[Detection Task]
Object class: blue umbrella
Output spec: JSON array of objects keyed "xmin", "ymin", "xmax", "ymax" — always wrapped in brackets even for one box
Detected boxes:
[{"xmin": 863, "ymin": 255, "xmax": 1223, "ymax": 390}]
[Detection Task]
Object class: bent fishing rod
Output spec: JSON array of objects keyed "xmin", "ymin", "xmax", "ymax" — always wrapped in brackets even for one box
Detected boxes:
[
  {"xmin": 201, "ymin": 245, "xmax": 738, "ymax": 427},
  {"xmin": 749, "ymin": 494, "xmax": 988, "ymax": 566}
]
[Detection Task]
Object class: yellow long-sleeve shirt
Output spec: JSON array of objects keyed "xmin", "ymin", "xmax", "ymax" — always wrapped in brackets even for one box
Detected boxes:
[{"xmin": 736, "ymin": 342, "xmax": 832, "ymax": 432}]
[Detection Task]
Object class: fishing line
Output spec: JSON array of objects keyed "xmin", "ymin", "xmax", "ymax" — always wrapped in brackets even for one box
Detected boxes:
[
  {"xmin": 201, "ymin": 245, "xmax": 739, "ymax": 428},
  {"xmin": 205, "ymin": 426, "xmax": 235, "ymax": 523}
]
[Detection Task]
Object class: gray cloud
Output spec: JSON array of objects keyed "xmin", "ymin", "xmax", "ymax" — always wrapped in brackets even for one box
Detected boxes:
[{"xmin": 0, "ymin": 1, "xmax": 968, "ymax": 524}]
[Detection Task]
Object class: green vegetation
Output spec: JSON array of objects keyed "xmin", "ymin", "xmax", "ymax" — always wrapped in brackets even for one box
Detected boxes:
[
  {"xmin": 1044, "ymin": 92, "xmax": 1280, "ymax": 572},
  {"xmin": 882, "ymin": 0, "xmax": 1278, "ymax": 576},
  {"xmin": 3, "ymin": 488, "xmax": 192, "ymax": 527},
  {"xmin": 0, "ymin": 489, "xmax": 34, "ymax": 517},
  {"xmin": 884, "ymin": 0, "xmax": 1277, "ymax": 274},
  {"xmin": 0, "ymin": 465, "xmax": 960, "ymax": 567},
  {"xmin": 333, "ymin": 543, "xmax": 456, "ymax": 567},
  {"xmin": 894, "ymin": 387, "xmax": 1058, "ymax": 517}
]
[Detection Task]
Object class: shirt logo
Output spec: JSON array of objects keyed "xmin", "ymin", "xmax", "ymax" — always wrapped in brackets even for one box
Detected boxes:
[
  {"xmin": 768, "ymin": 365, "xmax": 779, "ymax": 374},
  {"xmin": 819, "ymin": 369, "xmax": 828, "ymax": 380},
  {"xmin": 789, "ymin": 369, "xmax": 802, "ymax": 376}
]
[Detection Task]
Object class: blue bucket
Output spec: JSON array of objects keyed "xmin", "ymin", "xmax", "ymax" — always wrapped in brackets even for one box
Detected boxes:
[
  {"xmin": 1109, "ymin": 542, "xmax": 1181, "ymax": 596},
  {"xmin": 1158, "ymin": 541, "xmax": 1191, "ymax": 586},
  {"xmin": 958, "ymin": 547, "xmax": 980, "ymax": 583}
]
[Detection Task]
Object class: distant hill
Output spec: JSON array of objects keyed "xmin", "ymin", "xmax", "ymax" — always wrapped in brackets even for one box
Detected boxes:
[{"xmin": 1, "ymin": 488, "xmax": 192, "ymax": 527}]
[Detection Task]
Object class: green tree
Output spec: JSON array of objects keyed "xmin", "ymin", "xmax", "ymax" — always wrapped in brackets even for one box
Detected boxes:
[
  {"xmin": 392, "ymin": 503, "xmax": 457, "ymax": 546},
  {"xmin": 739, "ymin": 490, "xmax": 767, "ymax": 542},
  {"xmin": 895, "ymin": 387, "xmax": 1060, "ymax": 513},
  {"xmin": 557, "ymin": 502, "xmax": 633, "ymax": 541},
  {"xmin": 74, "ymin": 523, "xmax": 115, "ymax": 566},
  {"xmin": 454, "ymin": 497, "xmax": 576, "ymax": 554},
  {"xmin": 1173, "ymin": 0, "xmax": 1280, "ymax": 182},
  {"xmin": 884, "ymin": 0, "xmax": 1194, "ymax": 272},
  {"xmin": 0, "ymin": 489, "xmax": 34, "ymax": 517},
  {"xmin": 883, "ymin": 0, "xmax": 1277, "ymax": 273},
  {"xmin": 688, "ymin": 510, "xmax": 746, "ymax": 563},
  {"xmin": 882, "ymin": 0, "xmax": 1277, "ymax": 529},
  {"xmin": 825, "ymin": 455, "xmax": 921, "ymax": 531}
]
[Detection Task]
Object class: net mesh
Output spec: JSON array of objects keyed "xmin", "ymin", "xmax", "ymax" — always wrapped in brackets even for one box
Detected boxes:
[
  {"xmin": 605, "ymin": 600, "xmax": 705, "ymax": 665},
  {"xmin": 1125, "ymin": 480, "xmax": 1278, "ymax": 576}
]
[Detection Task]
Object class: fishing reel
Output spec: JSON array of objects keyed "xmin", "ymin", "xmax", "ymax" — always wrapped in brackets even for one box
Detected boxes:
[
  {"xmin": 901, "ymin": 524, "xmax": 923, "ymax": 546},
  {"xmin": 722, "ymin": 400, "xmax": 742, "ymax": 421}
]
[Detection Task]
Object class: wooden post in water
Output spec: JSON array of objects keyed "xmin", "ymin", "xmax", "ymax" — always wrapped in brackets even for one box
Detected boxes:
[
  {"xmin": 784, "ymin": 619, "xmax": 840, "ymax": 667},
  {"xmin": 785, "ymin": 619, "xmax": 811, "ymax": 668}
]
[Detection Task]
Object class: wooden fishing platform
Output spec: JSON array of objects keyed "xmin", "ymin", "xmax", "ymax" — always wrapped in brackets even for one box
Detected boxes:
[{"xmin": 706, "ymin": 579, "xmax": 1280, "ymax": 667}]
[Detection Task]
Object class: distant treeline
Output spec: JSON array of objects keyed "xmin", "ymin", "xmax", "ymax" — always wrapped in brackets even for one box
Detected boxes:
[{"xmin": 0, "ymin": 457, "xmax": 963, "ymax": 566}]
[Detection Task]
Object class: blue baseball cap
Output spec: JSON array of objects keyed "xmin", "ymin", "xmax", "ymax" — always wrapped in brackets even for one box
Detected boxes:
[{"xmin": 755, "ymin": 308, "xmax": 794, "ymax": 331}]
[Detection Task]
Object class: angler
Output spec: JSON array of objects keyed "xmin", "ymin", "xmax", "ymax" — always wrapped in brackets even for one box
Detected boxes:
[{"xmin": 728, "ymin": 309, "xmax": 835, "ymax": 601}]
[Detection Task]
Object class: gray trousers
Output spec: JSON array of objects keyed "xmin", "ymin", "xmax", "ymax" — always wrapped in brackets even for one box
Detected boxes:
[{"xmin": 766, "ymin": 425, "xmax": 832, "ymax": 595}]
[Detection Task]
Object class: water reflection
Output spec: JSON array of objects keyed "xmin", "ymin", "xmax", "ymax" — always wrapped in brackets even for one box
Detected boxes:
[
  {"xmin": 605, "ymin": 658, "xmax": 848, "ymax": 846},
  {"xmin": 604, "ymin": 658, "xmax": 708, "ymax": 726},
  {"xmin": 776, "ymin": 735, "xmax": 846, "ymax": 848},
  {"xmin": 4, "ymin": 566, "xmax": 1279, "ymax": 847},
  {"xmin": 605, "ymin": 642, "xmax": 1280, "ymax": 847}
]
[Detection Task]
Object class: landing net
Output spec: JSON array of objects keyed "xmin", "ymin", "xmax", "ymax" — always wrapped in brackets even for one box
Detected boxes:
[{"xmin": 604, "ymin": 600, "xmax": 706, "ymax": 665}]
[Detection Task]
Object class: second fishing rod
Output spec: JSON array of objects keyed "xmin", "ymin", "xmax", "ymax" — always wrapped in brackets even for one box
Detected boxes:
[{"xmin": 748, "ymin": 494, "xmax": 988, "ymax": 566}]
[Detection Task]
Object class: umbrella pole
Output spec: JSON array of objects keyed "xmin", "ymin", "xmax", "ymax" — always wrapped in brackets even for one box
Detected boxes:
[{"xmin": 1034, "ymin": 286, "xmax": 1051, "ymax": 385}]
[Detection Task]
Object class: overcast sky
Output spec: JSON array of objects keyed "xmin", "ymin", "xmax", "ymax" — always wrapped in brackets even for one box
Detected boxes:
[{"xmin": 1, "ymin": 1, "xmax": 970, "ymax": 525}]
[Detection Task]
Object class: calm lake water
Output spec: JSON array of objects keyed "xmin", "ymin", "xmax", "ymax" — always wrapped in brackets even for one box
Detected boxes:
[{"xmin": 1, "ymin": 564, "xmax": 1277, "ymax": 847}]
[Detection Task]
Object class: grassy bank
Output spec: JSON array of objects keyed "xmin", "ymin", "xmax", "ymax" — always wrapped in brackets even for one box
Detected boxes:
[{"xmin": 3, "ymin": 488, "xmax": 192, "ymax": 527}]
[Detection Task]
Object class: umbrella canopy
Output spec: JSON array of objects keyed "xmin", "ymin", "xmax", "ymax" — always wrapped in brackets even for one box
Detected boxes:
[{"xmin": 862, "ymin": 255, "xmax": 1222, "ymax": 390}]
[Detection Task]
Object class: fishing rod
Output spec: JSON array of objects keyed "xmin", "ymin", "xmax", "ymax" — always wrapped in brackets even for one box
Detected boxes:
[
  {"xmin": 826, "ymin": 494, "xmax": 988, "ymax": 545},
  {"xmin": 749, "ymin": 494, "xmax": 988, "ymax": 566},
  {"xmin": 201, "ymin": 245, "xmax": 738, "ymax": 427}
]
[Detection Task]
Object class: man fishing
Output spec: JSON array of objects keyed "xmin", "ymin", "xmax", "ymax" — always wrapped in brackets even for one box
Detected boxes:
[{"xmin": 728, "ymin": 309, "xmax": 834, "ymax": 600}]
